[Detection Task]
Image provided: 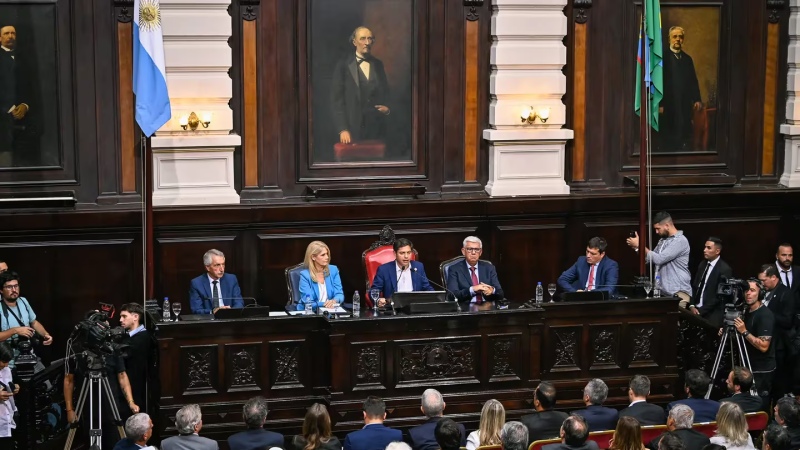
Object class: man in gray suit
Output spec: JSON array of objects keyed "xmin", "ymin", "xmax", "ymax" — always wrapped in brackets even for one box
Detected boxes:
[{"xmin": 161, "ymin": 404, "xmax": 219, "ymax": 450}]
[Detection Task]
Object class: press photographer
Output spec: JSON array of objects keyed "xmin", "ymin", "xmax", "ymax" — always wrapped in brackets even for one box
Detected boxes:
[
  {"xmin": 0, "ymin": 272, "xmax": 52, "ymax": 371},
  {"xmin": 118, "ymin": 303, "xmax": 158, "ymax": 415}
]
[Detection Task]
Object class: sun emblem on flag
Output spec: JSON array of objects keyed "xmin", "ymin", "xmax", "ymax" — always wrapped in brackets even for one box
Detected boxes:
[{"xmin": 138, "ymin": 0, "xmax": 162, "ymax": 32}]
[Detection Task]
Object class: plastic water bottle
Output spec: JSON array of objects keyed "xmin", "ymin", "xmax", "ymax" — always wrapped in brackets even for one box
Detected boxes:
[
  {"xmin": 535, "ymin": 282, "xmax": 543, "ymax": 306},
  {"xmin": 304, "ymin": 297, "xmax": 313, "ymax": 316},
  {"xmin": 653, "ymin": 275, "xmax": 662, "ymax": 298},
  {"xmin": 352, "ymin": 291, "xmax": 361, "ymax": 317},
  {"xmin": 162, "ymin": 297, "xmax": 171, "ymax": 322}
]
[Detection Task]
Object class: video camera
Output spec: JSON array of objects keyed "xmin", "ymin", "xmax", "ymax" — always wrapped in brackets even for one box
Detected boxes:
[
  {"xmin": 69, "ymin": 303, "xmax": 129, "ymax": 359},
  {"xmin": 716, "ymin": 276, "xmax": 750, "ymax": 327}
]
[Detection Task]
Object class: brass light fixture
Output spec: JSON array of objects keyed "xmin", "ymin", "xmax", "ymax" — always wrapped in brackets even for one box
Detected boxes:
[
  {"xmin": 180, "ymin": 112, "xmax": 212, "ymax": 131},
  {"xmin": 520, "ymin": 106, "xmax": 550, "ymax": 125}
]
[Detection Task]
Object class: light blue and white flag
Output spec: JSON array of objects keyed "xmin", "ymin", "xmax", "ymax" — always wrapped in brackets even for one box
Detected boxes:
[{"xmin": 133, "ymin": 0, "xmax": 171, "ymax": 137}]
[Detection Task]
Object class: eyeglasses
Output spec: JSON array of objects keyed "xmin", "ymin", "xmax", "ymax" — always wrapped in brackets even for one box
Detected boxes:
[
  {"xmin": 464, "ymin": 248, "xmax": 482, "ymax": 253},
  {"xmin": 2, "ymin": 284, "xmax": 19, "ymax": 290}
]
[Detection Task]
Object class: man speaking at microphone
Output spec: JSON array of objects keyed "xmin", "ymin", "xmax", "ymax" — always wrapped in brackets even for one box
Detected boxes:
[
  {"xmin": 371, "ymin": 238, "xmax": 434, "ymax": 307},
  {"xmin": 189, "ymin": 249, "xmax": 244, "ymax": 314},
  {"xmin": 557, "ymin": 237, "xmax": 619, "ymax": 297},
  {"xmin": 446, "ymin": 236, "xmax": 504, "ymax": 308}
]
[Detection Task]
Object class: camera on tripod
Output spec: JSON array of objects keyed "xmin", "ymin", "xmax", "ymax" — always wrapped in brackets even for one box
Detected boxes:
[
  {"xmin": 70, "ymin": 307, "xmax": 129, "ymax": 361},
  {"xmin": 716, "ymin": 276, "xmax": 750, "ymax": 327}
]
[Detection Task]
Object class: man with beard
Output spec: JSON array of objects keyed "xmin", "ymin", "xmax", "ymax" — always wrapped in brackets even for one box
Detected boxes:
[
  {"xmin": 688, "ymin": 237, "xmax": 733, "ymax": 326},
  {"xmin": 775, "ymin": 243, "xmax": 800, "ymax": 301},
  {"xmin": 0, "ymin": 271, "xmax": 53, "ymax": 369},
  {"xmin": 119, "ymin": 303, "xmax": 158, "ymax": 415},
  {"xmin": 0, "ymin": 25, "xmax": 36, "ymax": 167},
  {"xmin": 659, "ymin": 26, "xmax": 702, "ymax": 151},
  {"xmin": 758, "ymin": 265, "xmax": 795, "ymax": 400}
]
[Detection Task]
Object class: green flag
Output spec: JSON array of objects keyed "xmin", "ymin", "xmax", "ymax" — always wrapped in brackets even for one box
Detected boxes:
[{"xmin": 634, "ymin": 0, "xmax": 663, "ymax": 131}]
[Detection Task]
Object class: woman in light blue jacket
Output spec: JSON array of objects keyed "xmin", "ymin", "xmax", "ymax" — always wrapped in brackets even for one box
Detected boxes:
[{"xmin": 297, "ymin": 241, "xmax": 344, "ymax": 311}]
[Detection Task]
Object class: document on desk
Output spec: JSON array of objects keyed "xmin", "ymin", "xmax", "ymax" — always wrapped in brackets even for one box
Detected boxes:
[{"xmin": 320, "ymin": 306, "xmax": 349, "ymax": 314}]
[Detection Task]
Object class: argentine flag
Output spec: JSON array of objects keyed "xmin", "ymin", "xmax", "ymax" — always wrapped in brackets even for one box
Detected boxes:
[{"xmin": 133, "ymin": 0, "xmax": 171, "ymax": 137}]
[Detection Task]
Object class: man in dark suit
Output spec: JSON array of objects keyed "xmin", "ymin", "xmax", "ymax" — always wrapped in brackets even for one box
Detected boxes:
[
  {"xmin": 649, "ymin": 405, "xmax": 709, "ymax": 450},
  {"xmin": 189, "ymin": 249, "xmax": 244, "ymax": 314},
  {"xmin": 619, "ymin": 375, "xmax": 667, "ymax": 425},
  {"xmin": 371, "ymin": 238, "xmax": 433, "ymax": 307},
  {"xmin": 446, "ymin": 236, "xmax": 504, "ymax": 308},
  {"xmin": 0, "ymin": 25, "xmax": 37, "ymax": 168},
  {"xmin": 331, "ymin": 26, "xmax": 390, "ymax": 146},
  {"xmin": 572, "ymin": 378, "xmax": 619, "ymax": 432},
  {"xmin": 227, "ymin": 397, "xmax": 283, "ymax": 450},
  {"xmin": 344, "ymin": 396, "xmax": 402, "ymax": 450},
  {"xmin": 659, "ymin": 26, "xmax": 702, "ymax": 151},
  {"xmin": 408, "ymin": 389, "xmax": 466, "ymax": 450},
  {"xmin": 688, "ymin": 237, "xmax": 733, "ymax": 327},
  {"xmin": 657, "ymin": 432, "xmax": 687, "ymax": 450},
  {"xmin": 719, "ymin": 367, "xmax": 763, "ymax": 413},
  {"xmin": 434, "ymin": 418, "xmax": 463, "ymax": 450},
  {"xmin": 119, "ymin": 303, "xmax": 158, "ymax": 415},
  {"xmin": 557, "ymin": 237, "xmax": 619, "ymax": 297},
  {"xmin": 774, "ymin": 397, "xmax": 800, "ymax": 450},
  {"xmin": 666, "ymin": 369, "xmax": 719, "ymax": 423},
  {"xmin": 521, "ymin": 381, "xmax": 570, "ymax": 446},
  {"xmin": 776, "ymin": 243, "xmax": 800, "ymax": 300},
  {"xmin": 759, "ymin": 264, "xmax": 797, "ymax": 400},
  {"xmin": 161, "ymin": 404, "xmax": 219, "ymax": 450},
  {"xmin": 113, "ymin": 413, "xmax": 153, "ymax": 450},
  {"xmin": 763, "ymin": 423, "xmax": 792, "ymax": 450},
  {"xmin": 541, "ymin": 415, "xmax": 599, "ymax": 450}
]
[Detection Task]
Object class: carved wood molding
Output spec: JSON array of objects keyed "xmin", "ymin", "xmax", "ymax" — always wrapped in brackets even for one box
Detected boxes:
[
  {"xmin": 241, "ymin": 0, "xmax": 261, "ymax": 21},
  {"xmin": 464, "ymin": 0, "xmax": 484, "ymax": 22},
  {"xmin": 574, "ymin": 0, "xmax": 593, "ymax": 24},
  {"xmin": 114, "ymin": 0, "xmax": 133, "ymax": 23},
  {"xmin": 767, "ymin": 0, "xmax": 786, "ymax": 24}
]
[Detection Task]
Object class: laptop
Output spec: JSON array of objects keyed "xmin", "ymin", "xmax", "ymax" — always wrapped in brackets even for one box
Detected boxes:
[
  {"xmin": 560, "ymin": 291, "xmax": 609, "ymax": 302},
  {"xmin": 391, "ymin": 291, "xmax": 448, "ymax": 308},
  {"xmin": 213, "ymin": 306, "xmax": 271, "ymax": 319}
]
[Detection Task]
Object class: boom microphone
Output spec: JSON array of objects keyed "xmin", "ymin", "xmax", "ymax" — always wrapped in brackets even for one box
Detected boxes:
[{"xmin": 413, "ymin": 267, "xmax": 462, "ymax": 313}]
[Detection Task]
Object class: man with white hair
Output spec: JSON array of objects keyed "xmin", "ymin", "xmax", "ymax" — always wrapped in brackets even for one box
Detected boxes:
[
  {"xmin": 648, "ymin": 405, "xmax": 709, "ymax": 450},
  {"xmin": 408, "ymin": 389, "xmax": 466, "ymax": 450},
  {"xmin": 501, "ymin": 421, "xmax": 529, "ymax": 450},
  {"xmin": 572, "ymin": 379, "xmax": 619, "ymax": 431},
  {"xmin": 113, "ymin": 413, "xmax": 154, "ymax": 450},
  {"xmin": 386, "ymin": 443, "xmax": 412, "ymax": 450},
  {"xmin": 189, "ymin": 249, "xmax": 244, "ymax": 314},
  {"xmin": 446, "ymin": 236, "xmax": 504, "ymax": 308},
  {"xmin": 161, "ymin": 404, "xmax": 219, "ymax": 450}
]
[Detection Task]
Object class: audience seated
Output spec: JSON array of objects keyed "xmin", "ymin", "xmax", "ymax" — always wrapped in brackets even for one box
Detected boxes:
[
  {"xmin": 521, "ymin": 382, "xmax": 570, "ymax": 446},
  {"xmin": 719, "ymin": 367, "xmax": 763, "ymax": 413},
  {"xmin": 649, "ymin": 405, "xmax": 710, "ymax": 450},
  {"xmin": 408, "ymin": 389, "xmax": 466, "ymax": 450},
  {"xmin": 666, "ymin": 370, "xmax": 720, "ymax": 423},
  {"xmin": 344, "ymin": 396, "xmax": 402, "ymax": 450},
  {"xmin": 161, "ymin": 404, "xmax": 219, "ymax": 450},
  {"xmin": 659, "ymin": 432, "xmax": 686, "ymax": 450},
  {"xmin": 227, "ymin": 397, "xmax": 283, "ymax": 450},
  {"xmin": 572, "ymin": 378, "xmax": 620, "ymax": 432},
  {"xmin": 288, "ymin": 403, "xmax": 341, "ymax": 450},
  {"xmin": 501, "ymin": 421, "xmax": 529, "ymax": 450},
  {"xmin": 466, "ymin": 399, "xmax": 505, "ymax": 450},
  {"xmin": 434, "ymin": 418, "xmax": 463, "ymax": 450},
  {"xmin": 619, "ymin": 375, "xmax": 667, "ymax": 426},
  {"xmin": 709, "ymin": 402, "xmax": 755, "ymax": 450},
  {"xmin": 764, "ymin": 423, "xmax": 793, "ymax": 450},
  {"xmin": 773, "ymin": 397, "xmax": 800, "ymax": 450},
  {"xmin": 609, "ymin": 416, "xmax": 643, "ymax": 450},
  {"xmin": 113, "ymin": 413, "xmax": 153, "ymax": 450},
  {"xmin": 386, "ymin": 443, "xmax": 412, "ymax": 450},
  {"xmin": 542, "ymin": 415, "xmax": 599, "ymax": 450}
]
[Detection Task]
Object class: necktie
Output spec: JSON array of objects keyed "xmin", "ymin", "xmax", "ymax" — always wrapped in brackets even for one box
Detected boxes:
[
  {"xmin": 212, "ymin": 280, "xmax": 220, "ymax": 307},
  {"xmin": 357, "ymin": 57, "xmax": 366, "ymax": 65},
  {"xmin": 783, "ymin": 270, "xmax": 791, "ymax": 288},
  {"xmin": 697, "ymin": 262, "xmax": 711, "ymax": 307},
  {"xmin": 587, "ymin": 265, "xmax": 596, "ymax": 291},
  {"xmin": 470, "ymin": 267, "xmax": 482, "ymax": 303}
]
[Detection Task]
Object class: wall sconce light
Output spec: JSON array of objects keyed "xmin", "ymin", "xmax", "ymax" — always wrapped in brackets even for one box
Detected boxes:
[
  {"xmin": 180, "ymin": 111, "xmax": 211, "ymax": 131},
  {"xmin": 520, "ymin": 106, "xmax": 550, "ymax": 125}
]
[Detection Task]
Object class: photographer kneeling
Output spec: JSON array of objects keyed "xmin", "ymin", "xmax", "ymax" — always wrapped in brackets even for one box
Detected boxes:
[{"xmin": 0, "ymin": 272, "xmax": 52, "ymax": 372}]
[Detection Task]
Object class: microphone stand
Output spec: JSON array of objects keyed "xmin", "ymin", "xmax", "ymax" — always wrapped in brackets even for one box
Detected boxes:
[{"xmin": 413, "ymin": 267, "xmax": 462, "ymax": 313}]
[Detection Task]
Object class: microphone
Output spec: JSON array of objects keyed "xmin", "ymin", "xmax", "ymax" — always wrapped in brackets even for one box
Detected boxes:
[
  {"xmin": 386, "ymin": 265, "xmax": 410, "ymax": 315},
  {"xmin": 413, "ymin": 267, "xmax": 462, "ymax": 313}
]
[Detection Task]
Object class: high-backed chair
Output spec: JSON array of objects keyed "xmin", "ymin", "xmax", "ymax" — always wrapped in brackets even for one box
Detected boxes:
[
  {"xmin": 587, "ymin": 430, "xmax": 615, "ymax": 450},
  {"xmin": 362, "ymin": 225, "xmax": 417, "ymax": 307},
  {"xmin": 284, "ymin": 262, "xmax": 305, "ymax": 310},
  {"xmin": 439, "ymin": 256, "xmax": 464, "ymax": 287},
  {"xmin": 744, "ymin": 411, "xmax": 768, "ymax": 432},
  {"xmin": 528, "ymin": 438, "xmax": 560, "ymax": 450},
  {"xmin": 475, "ymin": 445, "xmax": 503, "ymax": 450},
  {"xmin": 640, "ymin": 425, "xmax": 669, "ymax": 444}
]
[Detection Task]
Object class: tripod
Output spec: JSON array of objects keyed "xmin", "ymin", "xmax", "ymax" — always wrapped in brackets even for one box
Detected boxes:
[
  {"xmin": 705, "ymin": 322, "xmax": 757, "ymax": 399},
  {"xmin": 63, "ymin": 366, "xmax": 126, "ymax": 450}
]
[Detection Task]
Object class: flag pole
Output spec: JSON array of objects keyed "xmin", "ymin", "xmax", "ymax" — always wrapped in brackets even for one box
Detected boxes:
[
  {"xmin": 144, "ymin": 132, "xmax": 154, "ymax": 299},
  {"xmin": 638, "ymin": 4, "xmax": 648, "ymax": 276}
]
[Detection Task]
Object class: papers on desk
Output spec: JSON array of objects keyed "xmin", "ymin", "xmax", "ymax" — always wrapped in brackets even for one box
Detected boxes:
[
  {"xmin": 269, "ymin": 310, "xmax": 303, "ymax": 316},
  {"xmin": 320, "ymin": 306, "xmax": 349, "ymax": 314}
]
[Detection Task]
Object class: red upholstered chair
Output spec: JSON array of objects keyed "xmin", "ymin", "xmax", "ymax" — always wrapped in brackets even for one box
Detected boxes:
[
  {"xmin": 528, "ymin": 438, "xmax": 560, "ymax": 450},
  {"xmin": 334, "ymin": 140, "xmax": 386, "ymax": 162},
  {"xmin": 362, "ymin": 225, "xmax": 417, "ymax": 308},
  {"xmin": 587, "ymin": 430, "xmax": 615, "ymax": 450},
  {"xmin": 745, "ymin": 411, "xmax": 768, "ymax": 433},
  {"xmin": 640, "ymin": 425, "xmax": 669, "ymax": 445},
  {"xmin": 692, "ymin": 421, "xmax": 717, "ymax": 438}
]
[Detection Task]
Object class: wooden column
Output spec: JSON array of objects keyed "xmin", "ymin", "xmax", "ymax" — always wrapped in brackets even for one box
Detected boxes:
[
  {"xmin": 463, "ymin": 1, "xmax": 482, "ymax": 182},
  {"xmin": 116, "ymin": 2, "xmax": 137, "ymax": 194},
  {"xmin": 761, "ymin": 2, "xmax": 785, "ymax": 177},
  {"xmin": 242, "ymin": 4, "xmax": 259, "ymax": 189},
  {"xmin": 571, "ymin": 0, "xmax": 592, "ymax": 183}
]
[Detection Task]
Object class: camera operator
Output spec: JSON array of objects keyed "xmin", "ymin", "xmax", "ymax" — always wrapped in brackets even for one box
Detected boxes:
[
  {"xmin": 119, "ymin": 303, "xmax": 157, "ymax": 414},
  {"xmin": 0, "ymin": 272, "xmax": 52, "ymax": 369},
  {"xmin": 0, "ymin": 343, "xmax": 19, "ymax": 450}
]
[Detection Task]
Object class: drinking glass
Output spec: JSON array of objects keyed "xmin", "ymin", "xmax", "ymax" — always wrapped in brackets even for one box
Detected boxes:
[
  {"xmin": 642, "ymin": 279, "xmax": 653, "ymax": 297},
  {"xmin": 171, "ymin": 302, "xmax": 182, "ymax": 320},
  {"xmin": 547, "ymin": 283, "xmax": 557, "ymax": 302},
  {"xmin": 370, "ymin": 288, "xmax": 381, "ymax": 308}
]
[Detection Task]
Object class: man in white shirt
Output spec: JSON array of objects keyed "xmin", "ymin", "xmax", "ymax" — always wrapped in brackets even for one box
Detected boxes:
[
  {"xmin": 688, "ymin": 237, "xmax": 732, "ymax": 326},
  {"xmin": 371, "ymin": 238, "xmax": 434, "ymax": 307},
  {"xmin": 775, "ymin": 243, "xmax": 800, "ymax": 300},
  {"xmin": 189, "ymin": 249, "xmax": 244, "ymax": 314},
  {"xmin": 0, "ymin": 343, "xmax": 18, "ymax": 447}
]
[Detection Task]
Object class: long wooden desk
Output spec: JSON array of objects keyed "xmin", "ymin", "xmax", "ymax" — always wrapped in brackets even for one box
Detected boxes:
[{"xmin": 156, "ymin": 298, "xmax": 680, "ymax": 444}]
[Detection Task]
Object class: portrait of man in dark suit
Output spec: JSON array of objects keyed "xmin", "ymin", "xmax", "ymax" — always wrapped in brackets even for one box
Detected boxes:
[
  {"xmin": 0, "ymin": 24, "xmax": 38, "ymax": 167},
  {"xmin": 659, "ymin": 25, "xmax": 702, "ymax": 151}
]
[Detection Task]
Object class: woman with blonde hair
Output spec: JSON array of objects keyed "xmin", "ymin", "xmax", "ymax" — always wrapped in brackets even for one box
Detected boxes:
[
  {"xmin": 289, "ymin": 403, "xmax": 341, "ymax": 450},
  {"xmin": 466, "ymin": 399, "xmax": 505, "ymax": 450},
  {"xmin": 609, "ymin": 416, "xmax": 645, "ymax": 450},
  {"xmin": 709, "ymin": 402, "xmax": 755, "ymax": 450},
  {"xmin": 297, "ymin": 241, "xmax": 344, "ymax": 311}
]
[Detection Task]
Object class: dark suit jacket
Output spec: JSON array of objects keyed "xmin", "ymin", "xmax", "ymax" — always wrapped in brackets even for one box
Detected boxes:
[
  {"xmin": 666, "ymin": 398, "xmax": 720, "ymax": 423},
  {"xmin": 288, "ymin": 435, "xmax": 342, "ymax": 450},
  {"xmin": 572, "ymin": 405, "xmax": 619, "ymax": 432},
  {"xmin": 692, "ymin": 258, "xmax": 733, "ymax": 327},
  {"xmin": 189, "ymin": 273, "xmax": 244, "ymax": 314},
  {"xmin": 521, "ymin": 410, "xmax": 570, "ymax": 446},
  {"xmin": 446, "ymin": 260, "xmax": 504, "ymax": 305},
  {"xmin": 124, "ymin": 329, "xmax": 158, "ymax": 412},
  {"xmin": 719, "ymin": 393, "xmax": 764, "ymax": 413},
  {"xmin": 330, "ymin": 54, "xmax": 389, "ymax": 140},
  {"xmin": 371, "ymin": 260, "xmax": 434, "ymax": 300},
  {"xmin": 408, "ymin": 417, "xmax": 466, "ymax": 450},
  {"xmin": 0, "ymin": 49, "xmax": 36, "ymax": 157},
  {"xmin": 649, "ymin": 429, "xmax": 710, "ymax": 450},
  {"xmin": 162, "ymin": 434, "xmax": 219, "ymax": 450},
  {"xmin": 557, "ymin": 256, "xmax": 619, "ymax": 296},
  {"xmin": 542, "ymin": 441, "xmax": 600, "ymax": 450},
  {"xmin": 227, "ymin": 428, "xmax": 284, "ymax": 450},
  {"xmin": 765, "ymin": 283, "xmax": 796, "ymax": 352},
  {"xmin": 344, "ymin": 423, "xmax": 403, "ymax": 450},
  {"xmin": 112, "ymin": 438, "xmax": 141, "ymax": 450},
  {"xmin": 619, "ymin": 401, "xmax": 667, "ymax": 426}
]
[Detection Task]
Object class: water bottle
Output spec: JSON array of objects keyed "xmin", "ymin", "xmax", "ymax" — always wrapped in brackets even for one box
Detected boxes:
[
  {"xmin": 352, "ymin": 291, "xmax": 361, "ymax": 317},
  {"xmin": 304, "ymin": 297, "xmax": 313, "ymax": 316},
  {"xmin": 653, "ymin": 275, "xmax": 661, "ymax": 298},
  {"xmin": 535, "ymin": 282, "xmax": 543, "ymax": 306},
  {"xmin": 162, "ymin": 297, "xmax": 171, "ymax": 322}
]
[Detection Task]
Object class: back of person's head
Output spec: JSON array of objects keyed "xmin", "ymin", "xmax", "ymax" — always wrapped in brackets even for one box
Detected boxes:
[
  {"xmin": 776, "ymin": 397, "xmax": 800, "ymax": 427},
  {"xmin": 0, "ymin": 343, "xmax": 13, "ymax": 364},
  {"xmin": 242, "ymin": 396, "xmax": 268, "ymax": 429},
  {"xmin": 363, "ymin": 395, "xmax": 386, "ymax": 420},
  {"xmin": 714, "ymin": 402, "xmax": 749, "ymax": 447},
  {"xmin": 684, "ymin": 369, "xmax": 710, "ymax": 398},
  {"xmin": 535, "ymin": 381, "xmax": 558, "ymax": 410},
  {"xmin": 659, "ymin": 432, "xmax": 685, "ymax": 450},
  {"xmin": 654, "ymin": 211, "xmax": 673, "ymax": 225},
  {"xmin": 385, "ymin": 443, "xmax": 411, "ymax": 450},
  {"xmin": 421, "ymin": 388, "xmax": 444, "ymax": 418},
  {"xmin": 584, "ymin": 378, "xmax": 608, "ymax": 405},
  {"xmin": 563, "ymin": 415, "xmax": 589, "ymax": 447},
  {"xmin": 301, "ymin": 403, "xmax": 332, "ymax": 450},
  {"xmin": 124, "ymin": 413, "xmax": 152, "ymax": 443},
  {"xmin": 629, "ymin": 375, "xmax": 650, "ymax": 398},
  {"xmin": 701, "ymin": 445, "xmax": 726, "ymax": 450},
  {"xmin": 434, "ymin": 418, "xmax": 463, "ymax": 450},
  {"xmin": 731, "ymin": 366, "xmax": 753, "ymax": 392},
  {"xmin": 611, "ymin": 416, "xmax": 642, "ymax": 450},
  {"xmin": 669, "ymin": 404, "xmax": 694, "ymax": 430},
  {"xmin": 501, "ymin": 421, "xmax": 528, "ymax": 450},
  {"xmin": 478, "ymin": 399, "xmax": 505, "ymax": 446},
  {"xmin": 175, "ymin": 404, "xmax": 202, "ymax": 435},
  {"xmin": 764, "ymin": 423, "xmax": 792, "ymax": 450}
]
